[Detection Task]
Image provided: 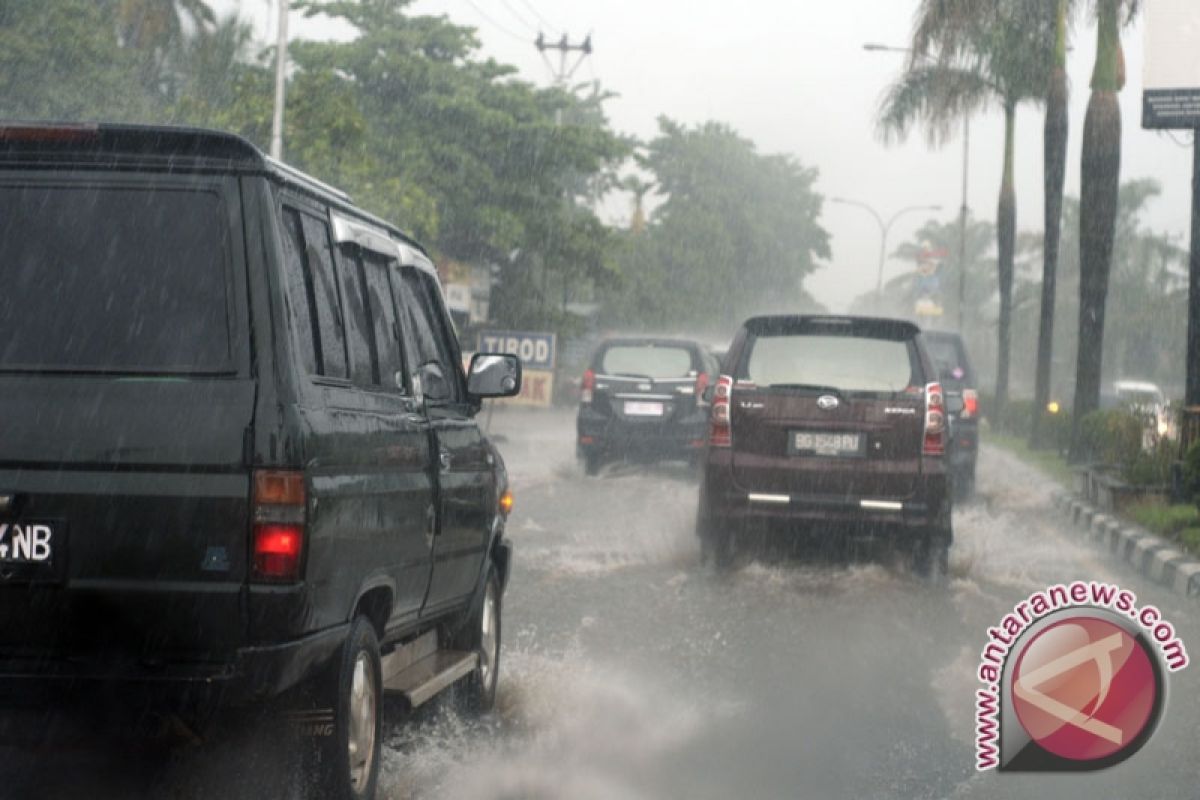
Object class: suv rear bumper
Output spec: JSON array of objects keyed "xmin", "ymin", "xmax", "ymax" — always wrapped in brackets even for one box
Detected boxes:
[
  {"xmin": 0, "ymin": 623, "xmax": 348, "ymax": 708},
  {"xmin": 577, "ymin": 407, "xmax": 707, "ymax": 458}
]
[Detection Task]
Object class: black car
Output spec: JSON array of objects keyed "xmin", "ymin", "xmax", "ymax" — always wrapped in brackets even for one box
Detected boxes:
[
  {"xmin": 577, "ymin": 337, "xmax": 719, "ymax": 474},
  {"xmin": 921, "ymin": 330, "xmax": 979, "ymax": 499},
  {"xmin": 0, "ymin": 123, "xmax": 521, "ymax": 800}
]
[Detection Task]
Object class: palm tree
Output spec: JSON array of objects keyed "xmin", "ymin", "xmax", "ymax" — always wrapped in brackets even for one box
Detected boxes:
[
  {"xmin": 878, "ymin": 0, "xmax": 1053, "ymax": 419},
  {"xmin": 1068, "ymin": 0, "xmax": 1139, "ymax": 461},
  {"xmin": 1031, "ymin": 0, "xmax": 1073, "ymax": 449},
  {"xmin": 114, "ymin": 0, "xmax": 216, "ymax": 53}
]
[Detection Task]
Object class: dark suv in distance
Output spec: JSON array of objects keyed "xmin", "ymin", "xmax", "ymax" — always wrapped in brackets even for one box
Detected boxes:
[
  {"xmin": 0, "ymin": 123, "xmax": 521, "ymax": 800},
  {"xmin": 576, "ymin": 337, "xmax": 719, "ymax": 474},
  {"xmin": 921, "ymin": 330, "xmax": 979, "ymax": 499},
  {"xmin": 696, "ymin": 316, "xmax": 951, "ymax": 575}
]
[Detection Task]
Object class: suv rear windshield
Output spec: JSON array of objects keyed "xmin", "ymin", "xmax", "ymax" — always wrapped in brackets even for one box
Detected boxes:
[
  {"xmin": 600, "ymin": 344, "xmax": 695, "ymax": 379},
  {"xmin": 740, "ymin": 334, "xmax": 918, "ymax": 394},
  {"xmin": 0, "ymin": 184, "xmax": 232, "ymax": 374}
]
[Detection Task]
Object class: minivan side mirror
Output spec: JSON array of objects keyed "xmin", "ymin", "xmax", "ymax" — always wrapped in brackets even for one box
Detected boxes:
[{"xmin": 467, "ymin": 353, "xmax": 522, "ymax": 399}]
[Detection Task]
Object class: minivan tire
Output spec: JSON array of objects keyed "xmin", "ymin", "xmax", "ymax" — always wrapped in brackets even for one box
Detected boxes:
[
  {"xmin": 451, "ymin": 564, "xmax": 501, "ymax": 714},
  {"xmin": 307, "ymin": 617, "xmax": 383, "ymax": 800},
  {"xmin": 911, "ymin": 532, "xmax": 950, "ymax": 582},
  {"xmin": 583, "ymin": 451, "xmax": 602, "ymax": 476}
]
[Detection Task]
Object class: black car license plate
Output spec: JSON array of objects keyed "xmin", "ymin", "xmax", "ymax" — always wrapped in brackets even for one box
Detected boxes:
[
  {"xmin": 790, "ymin": 431, "xmax": 863, "ymax": 457},
  {"xmin": 0, "ymin": 520, "xmax": 63, "ymax": 581}
]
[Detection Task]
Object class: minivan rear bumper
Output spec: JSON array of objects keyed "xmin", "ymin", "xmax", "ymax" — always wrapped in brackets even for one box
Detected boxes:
[
  {"xmin": 0, "ymin": 624, "xmax": 348, "ymax": 708},
  {"xmin": 700, "ymin": 451, "xmax": 949, "ymax": 534}
]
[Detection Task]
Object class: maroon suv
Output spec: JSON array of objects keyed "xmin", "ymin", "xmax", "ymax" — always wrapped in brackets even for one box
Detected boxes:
[{"xmin": 696, "ymin": 315, "xmax": 951, "ymax": 574}]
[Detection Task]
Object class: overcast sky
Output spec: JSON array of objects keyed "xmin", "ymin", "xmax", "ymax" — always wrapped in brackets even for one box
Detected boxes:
[{"xmin": 219, "ymin": 0, "xmax": 1194, "ymax": 312}]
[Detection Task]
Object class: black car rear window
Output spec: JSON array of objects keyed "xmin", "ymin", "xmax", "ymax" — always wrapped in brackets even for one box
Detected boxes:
[
  {"xmin": 739, "ymin": 334, "xmax": 918, "ymax": 393},
  {"xmin": 600, "ymin": 344, "xmax": 695, "ymax": 379},
  {"xmin": 0, "ymin": 184, "xmax": 232, "ymax": 373},
  {"xmin": 922, "ymin": 334, "xmax": 974, "ymax": 384}
]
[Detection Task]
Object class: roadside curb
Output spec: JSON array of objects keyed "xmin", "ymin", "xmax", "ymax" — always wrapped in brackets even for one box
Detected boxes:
[{"xmin": 1051, "ymin": 491, "xmax": 1200, "ymax": 600}]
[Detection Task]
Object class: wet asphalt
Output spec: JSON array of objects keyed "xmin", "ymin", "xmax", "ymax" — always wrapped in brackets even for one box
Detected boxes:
[{"xmin": 3, "ymin": 406, "xmax": 1200, "ymax": 799}]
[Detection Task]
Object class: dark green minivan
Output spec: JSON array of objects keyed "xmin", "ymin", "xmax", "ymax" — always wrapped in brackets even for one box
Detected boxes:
[{"xmin": 0, "ymin": 123, "xmax": 521, "ymax": 799}]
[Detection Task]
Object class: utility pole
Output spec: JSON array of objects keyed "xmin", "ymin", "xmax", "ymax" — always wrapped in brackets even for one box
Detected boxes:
[
  {"xmin": 535, "ymin": 32, "xmax": 593, "ymax": 85},
  {"xmin": 269, "ymin": 0, "xmax": 289, "ymax": 160},
  {"xmin": 957, "ymin": 116, "xmax": 970, "ymax": 331}
]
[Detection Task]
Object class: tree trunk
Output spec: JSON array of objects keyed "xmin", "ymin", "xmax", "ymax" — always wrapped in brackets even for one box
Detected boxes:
[
  {"xmin": 995, "ymin": 102, "xmax": 1017, "ymax": 420},
  {"xmin": 1031, "ymin": 2, "xmax": 1070, "ymax": 450},
  {"xmin": 1069, "ymin": 1, "xmax": 1123, "ymax": 462}
]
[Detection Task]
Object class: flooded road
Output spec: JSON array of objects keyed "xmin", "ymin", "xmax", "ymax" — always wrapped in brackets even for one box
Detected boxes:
[
  {"xmin": 377, "ymin": 407, "xmax": 1200, "ymax": 800},
  {"xmin": 4, "ymin": 406, "xmax": 1199, "ymax": 799}
]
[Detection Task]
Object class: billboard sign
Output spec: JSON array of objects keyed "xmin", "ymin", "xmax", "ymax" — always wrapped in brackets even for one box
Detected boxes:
[
  {"xmin": 476, "ymin": 330, "xmax": 557, "ymax": 371},
  {"xmin": 1143, "ymin": 0, "xmax": 1200, "ymax": 129}
]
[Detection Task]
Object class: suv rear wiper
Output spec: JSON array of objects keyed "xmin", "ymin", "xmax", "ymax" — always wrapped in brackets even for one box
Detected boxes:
[
  {"xmin": 767, "ymin": 383, "xmax": 844, "ymax": 396},
  {"xmin": 609, "ymin": 373, "xmax": 655, "ymax": 383}
]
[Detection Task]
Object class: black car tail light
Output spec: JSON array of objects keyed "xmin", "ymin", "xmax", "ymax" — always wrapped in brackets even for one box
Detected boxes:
[
  {"xmin": 923, "ymin": 382, "xmax": 946, "ymax": 457},
  {"xmin": 695, "ymin": 372, "xmax": 711, "ymax": 406},
  {"xmin": 962, "ymin": 388, "xmax": 979, "ymax": 419},
  {"xmin": 581, "ymin": 368, "xmax": 596, "ymax": 404},
  {"xmin": 709, "ymin": 375, "xmax": 733, "ymax": 447},
  {"xmin": 252, "ymin": 470, "xmax": 306, "ymax": 583}
]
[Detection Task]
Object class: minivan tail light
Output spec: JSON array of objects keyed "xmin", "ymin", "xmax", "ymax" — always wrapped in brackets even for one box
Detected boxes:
[
  {"xmin": 695, "ymin": 372, "xmax": 711, "ymax": 406},
  {"xmin": 709, "ymin": 375, "xmax": 734, "ymax": 447},
  {"xmin": 923, "ymin": 382, "xmax": 946, "ymax": 457},
  {"xmin": 962, "ymin": 389, "xmax": 979, "ymax": 419},
  {"xmin": 581, "ymin": 369, "xmax": 596, "ymax": 404},
  {"xmin": 252, "ymin": 470, "xmax": 306, "ymax": 583}
]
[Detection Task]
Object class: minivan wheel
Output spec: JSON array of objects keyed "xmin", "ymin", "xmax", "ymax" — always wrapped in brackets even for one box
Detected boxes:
[
  {"xmin": 911, "ymin": 533, "xmax": 950, "ymax": 582},
  {"xmin": 307, "ymin": 617, "xmax": 383, "ymax": 800},
  {"xmin": 452, "ymin": 565, "xmax": 501, "ymax": 714}
]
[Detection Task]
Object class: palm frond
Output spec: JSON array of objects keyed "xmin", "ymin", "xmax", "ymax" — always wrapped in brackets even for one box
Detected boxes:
[{"xmin": 876, "ymin": 64, "xmax": 995, "ymax": 147}]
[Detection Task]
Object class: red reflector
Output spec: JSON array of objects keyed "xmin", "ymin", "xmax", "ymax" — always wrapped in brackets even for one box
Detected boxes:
[
  {"xmin": 253, "ymin": 524, "xmax": 303, "ymax": 581},
  {"xmin": 579, "ymin": 435, "xmax": 594, "ymax": 445},
  {"xmin": 0, "ymin": 124, "xmax": 99, "ymax": 143}
]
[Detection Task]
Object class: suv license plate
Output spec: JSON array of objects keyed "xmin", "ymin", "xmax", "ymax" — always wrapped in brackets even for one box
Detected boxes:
[
  {"xmin": 624, "ymin": 401, "xmax": 665, "ymax": 417},
  {"xmin": 791, "ymin": 431, "xmax": 862, "ymax": 456},
  {"xmin": 0, "ymin": 520, "xmax": 60, "ymax": 580}
]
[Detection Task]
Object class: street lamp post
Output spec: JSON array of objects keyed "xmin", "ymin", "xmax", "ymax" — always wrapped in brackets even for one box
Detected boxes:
[
  {"xmin": 270, "ymin": 0, "xmax": 289, "ymax": 160},
  {"xmin": 864, "ymin": 43, "xmax": 971, "ymax": 330},
  {"xmin": 829, "ymin": 198, "xmax": 941, "ymax": 306}
]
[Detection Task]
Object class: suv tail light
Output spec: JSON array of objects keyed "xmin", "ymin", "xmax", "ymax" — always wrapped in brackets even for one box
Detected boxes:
[
  {"xmin": 694, "ymin": 372, "xmax": 711, "ymax": 406},
  {"xmin": 962, "ymin": 388, "xmax": 979, "ymax": 419},
  {"xmin": 581, "ymin": 368, "xmax": 595, "ymax": 404},
  {"xmin": 709, "ymin": 375, "xmax": 734, "ymax": 447},
  {"xmin": 923, "ymin": 382, "xmax": 946, "ymax": 457},
  {"xmin": 252, "ymin": 470, "xmax": 306, "ymax": 583}
]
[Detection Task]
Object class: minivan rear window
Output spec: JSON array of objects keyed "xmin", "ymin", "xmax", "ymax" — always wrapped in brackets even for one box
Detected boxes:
[
  {"xmin": 740, "ymin": 334, "xmax": 917, "ymax": 393},
  {"xmin": 0, "ymin": 184, "xmax": 232, "ymax": 373},
  {"xmin": 600, "ymin": 345, "xmax": 694, "ymax": 379}
]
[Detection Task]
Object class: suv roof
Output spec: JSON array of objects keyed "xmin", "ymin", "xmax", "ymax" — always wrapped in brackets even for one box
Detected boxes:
[
  {"xmin": 742, "ymin": 314, "xmax": 920, "ymax": 341},
  {"xmin": 0, "ymin": 121, "xmax": 427, "ymax": 257}
]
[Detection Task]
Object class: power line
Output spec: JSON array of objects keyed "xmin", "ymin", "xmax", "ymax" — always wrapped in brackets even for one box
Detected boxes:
[
  {"xmin": 462, "ymin": 0, "xmax": 529, "ymax": 43},
  {"xmin": 517, "ymin": 0, "xmax": 562, "ymax": 35},
  {"xmin": 497, "ymin": 0, "xmax": 539, "ymax": 34}
]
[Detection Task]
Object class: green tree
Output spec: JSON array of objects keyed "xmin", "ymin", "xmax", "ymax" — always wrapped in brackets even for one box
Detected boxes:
[
  {"xmin": 1069, "ymin": 0, "xmax": 1140, "ymax": 461},
  {"xmin": 604, "ymin": 118, "xmax": 829, "ymax": 330},
  {"xmin": 878, "ymin": 0, "xmax": 1054, "ymax": 419}
]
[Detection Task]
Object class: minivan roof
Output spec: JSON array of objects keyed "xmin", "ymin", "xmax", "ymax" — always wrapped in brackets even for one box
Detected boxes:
[
  {"xmin": 743, "ymin": 315, "xmax": 920, "ymax": 341},
  {"xmin": 0, "ymin": 121, "xmax": 427, "ymax": 257}
]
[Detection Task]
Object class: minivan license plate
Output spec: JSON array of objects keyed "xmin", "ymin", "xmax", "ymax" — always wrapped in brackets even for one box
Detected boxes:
[
  {"xmin": 0, "ymin": 520, "xmax": 59, "ymax": 579},
  {"xmin": 791, "ymin": 431, "xmax": 862, "ymax": 456},
  {"xmin": 624, "ymin": 401, "xmax": 665, "ymax": 417}
]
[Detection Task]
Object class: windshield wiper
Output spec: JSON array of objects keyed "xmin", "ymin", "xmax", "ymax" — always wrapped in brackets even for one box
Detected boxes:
[
  {"xmin": 766, "ymin": 383, "xmax": 844, "ymax": 395},
  {"xmin": 609, "ymin": 372, "xmax": 655, "ymax": 383}
]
